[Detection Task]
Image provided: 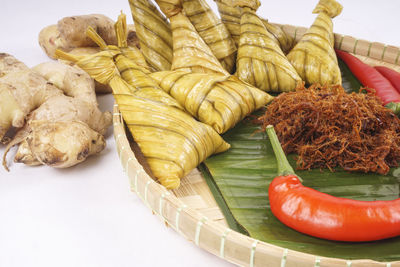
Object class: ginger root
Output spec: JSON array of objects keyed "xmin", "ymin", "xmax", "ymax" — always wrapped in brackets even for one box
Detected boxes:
[
  {"xmin": 0, "ymin": 53, "xmax": 29, "ymax": 76},
  {"xmin": 38, "ymin": 15, "xmax": 140, "ymax": 95},
  {"xmin": 32, "ymin": 61, "xmax": 97, "ymax": 105},
  {"xmin": 15, "ymin": 120, "xmax": 105, "ymax": 168},
  {"xmin": 0, "ymin": 54, "xmax": 62, "ymax": 143},
  {"xmin": 6, "ymin": 94, "xmax": 111, "ymax": 168},
  {"xmin": 39, "ymin": 14, "xmax": 139, "ymax": 59},
  {"xmin": 1, "ymin": 55, "xmax": 112, "ymax": 170},
  {"xmin": 25, "ymin": 94, "xmax": 112, "ymax": 136}
]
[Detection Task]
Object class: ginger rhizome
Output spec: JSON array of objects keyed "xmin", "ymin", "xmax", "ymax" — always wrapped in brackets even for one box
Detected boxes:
[
  {"xmin": 39, "ymin": 14, "xmax": 138, "ymax": 59},
  {"xmin": 0, "ymin": 54, "xmax": 112, "ymax": 170}
]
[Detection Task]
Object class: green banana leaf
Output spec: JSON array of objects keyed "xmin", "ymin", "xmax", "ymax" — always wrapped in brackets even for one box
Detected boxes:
[
  {"xmin": 201, "ymin": 63, "xmax": 400, "ymax": 262},
  {"xmin": 203, "ymin": 121, "xmax": 400, "ymax": 261},
  {"xmin": 338, "ymin": 58, "xmax": 363, "ymax": 93}
]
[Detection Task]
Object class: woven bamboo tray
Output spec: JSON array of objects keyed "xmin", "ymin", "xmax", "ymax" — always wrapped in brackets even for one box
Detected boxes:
[{"xmin": 113, "ymin": 24, "xmax": 400, "ymax": 267}]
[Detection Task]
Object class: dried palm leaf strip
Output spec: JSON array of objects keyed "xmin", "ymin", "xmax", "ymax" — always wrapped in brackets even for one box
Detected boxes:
[{"xmin": 87, "ymin": 16, "xmax": 149, "ymax": 72}]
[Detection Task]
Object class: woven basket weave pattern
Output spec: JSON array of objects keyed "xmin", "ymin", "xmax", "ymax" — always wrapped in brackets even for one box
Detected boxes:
[{"xmin": 113, "ymin": 24, "xmax": 400, "ymax": 267}]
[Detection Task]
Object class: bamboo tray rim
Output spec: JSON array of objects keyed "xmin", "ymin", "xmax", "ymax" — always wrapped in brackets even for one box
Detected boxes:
[{"xmin": 113, "ymin": 24, "xmax": 400, "ymax": 267}]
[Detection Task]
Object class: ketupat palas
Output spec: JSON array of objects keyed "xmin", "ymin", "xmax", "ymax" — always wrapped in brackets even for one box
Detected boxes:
[
  {"xmin": 214, "ymin": 0, "xmax": 241, "ymax": 45},
  {"xmin": 116, "ymin": 93, "xmax": 230, "ymax": 189},
  {"xmin": 128, "ymin": 0, "xmax": 173, "ymax": 71},
  {"xmin": 85, "ymin": 15, "xmax": 150, "ymax": 72},
  {"xmin": 181, "ymin": 0, "xmax": 237, "ymax": 73},
  {"xmin": 155, "ymin": 0, "xmax": 229, "ymax": 75},
  {"xmin": 108, "ymin": 12, "xmax": 271, "ymax": 134},
  {"xmin": 234, "ymin": 0, "xmax": 301, "ymax": 92},
  {"xmin": 261, "ymin": 19, "xmax": 294, "ymax": 55},
  {"xmin": 83, "ymin": 16, "xmax": 183, "ymax": 110},
  {"xmin": 213, "ymin": 0, "xmax": 294, "ymax": 53},
  {"xmin": 111, "ymin": 13, "xmax": 182, "ymax": 109},
  {"xmin": 56, "ymin": 49, "xmax": 230, "ymax": 189},
  {"xmin": 114, "ymin": 54, "xmax": 184, "ymax": 109},
  {"xmin": 287, "ymin": 0, "xmax": 343, "ymax": 85},
  {"xmin": 150, "ymin": 70, "xmax": 273, "ymax": 133}
]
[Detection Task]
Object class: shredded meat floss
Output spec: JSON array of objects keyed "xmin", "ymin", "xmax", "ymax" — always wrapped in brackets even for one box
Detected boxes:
[{"xmin": 257, "ymin": 84, "xmax": 400, "ymax": 174}]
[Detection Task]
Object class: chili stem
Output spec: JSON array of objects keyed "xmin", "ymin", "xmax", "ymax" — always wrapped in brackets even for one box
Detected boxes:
[{"xmin": 266, "ymin": 125, "xmax": 302, "ymax": 181}]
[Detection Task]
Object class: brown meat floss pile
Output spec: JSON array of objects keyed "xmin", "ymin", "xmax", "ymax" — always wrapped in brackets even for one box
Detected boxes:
[{"xmin": 258, "ymin": 84, "xmax": 400, "ymax": 174}]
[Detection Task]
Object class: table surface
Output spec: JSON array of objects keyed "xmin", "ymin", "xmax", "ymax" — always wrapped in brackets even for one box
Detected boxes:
[{"xmin": 1, "ymin": 0, "xmax": 399, "ymax": 266}]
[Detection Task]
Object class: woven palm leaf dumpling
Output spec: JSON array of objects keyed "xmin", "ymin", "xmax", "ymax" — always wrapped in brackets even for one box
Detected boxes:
[
  {"xmin": 115, "ymin": 93, "xmax": 230, "ymax": 190},
  {"xmin": 87, "ymin": 7, "xmax": 271, "ymax": 135},
  {"xmin": 234, "ymin": 0, "xmax": 301, "ymax": 92},
  {"xmin": 213, "ymin": 0, "xmax": 241, "ymax": 46},
  {"xmin": 112, "ymin": 11, "xmax": 273, "ymax": 135},
  {"xmin": 150, "ymin": 70, "xmax": 274, "ymax": 134},
  {"xmin": 55, "ymin": 0, "xmax": 340, "ymax": 191},
  {"xmin": 287, "ymin": 0, "xmax": 343, "ymax": 85},
  {"xmin": 56, "ymin": 48, "xmax": 230, "ymax": 190},
  {"xmin": 128, "ymin": 0, "xmax": 173, "ymax": 71},
  {"xmin": 181, "ymin": 0, "xmax": 237, "ymax": 73},
  {"xmin": 85, "ymin": 14, "xmax": 184, "ymax": 110},
  {"xmin": 155, "ymin": 0, "xmax": 229, "ymax": 75},
  {"xmin": 55, "ymin": 14, "xmax": 230, "ymax": 189},
  {"xmin": 213, "ymin": 0, "xmax": 294, "ymax": 54}
]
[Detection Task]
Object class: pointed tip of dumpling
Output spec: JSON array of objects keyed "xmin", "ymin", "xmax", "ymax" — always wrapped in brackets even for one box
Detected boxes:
[
  {"xmin": 215, "ymin": 141, "xmax": 231, "ymax": 154},
  {"xmin": 312, "ymin": 0, "xmax": 343, "ymax": 18}
]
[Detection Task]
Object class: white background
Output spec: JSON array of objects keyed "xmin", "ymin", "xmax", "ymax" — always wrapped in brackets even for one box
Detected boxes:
[{"xmin": 1, "ymin": 1, "xmax": 399, "ymax": 266}]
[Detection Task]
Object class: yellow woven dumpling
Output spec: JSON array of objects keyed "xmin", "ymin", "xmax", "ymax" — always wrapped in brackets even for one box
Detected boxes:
[
  {"xmin": 287, "ymin": 0, "xmax": 343, "ymax": 85},
  {"xmin": 82, "ymin": 14, "xmax": 183, "ymax": 110},
  {"xmin": 235, "ymin": 1, "xmax": 301, "ymax": 92},
  {"xmin": 150, "ymin": 70, "xmax": 273, "ymax": 133},
  {"xmin": 56, "ymin": 48, "xmax": 230, "ymax": 190},
  {"xmin": 116, "ymin": 94, "xmax": 230, "ymax": 189},
  {"xmin": 182, "ymin": 0, "xmax": 237, "ymax": 73},
  {"xmin": 214, "ymin": 0, "xmax": 293, "ymax": 53},
  {"xmin": 155, "ymin": 0, "xmax": 229, "ymax": 75},
  {"xmin": 128, "ymin": 0, "xmax": 173, "ymax": 71}
]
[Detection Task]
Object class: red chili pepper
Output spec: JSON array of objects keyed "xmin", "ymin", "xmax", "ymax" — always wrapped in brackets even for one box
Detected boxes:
[
  {"xmin": 335, "ymin": 49, "xmax": 400, "ymax": 105},
  {"xmin": 266, "ymin": 125, "xmax": 400, "ymax": 242},
  {"xmin": 375, "ymin": 66, "xmax": 400, "ymax": 94}
]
